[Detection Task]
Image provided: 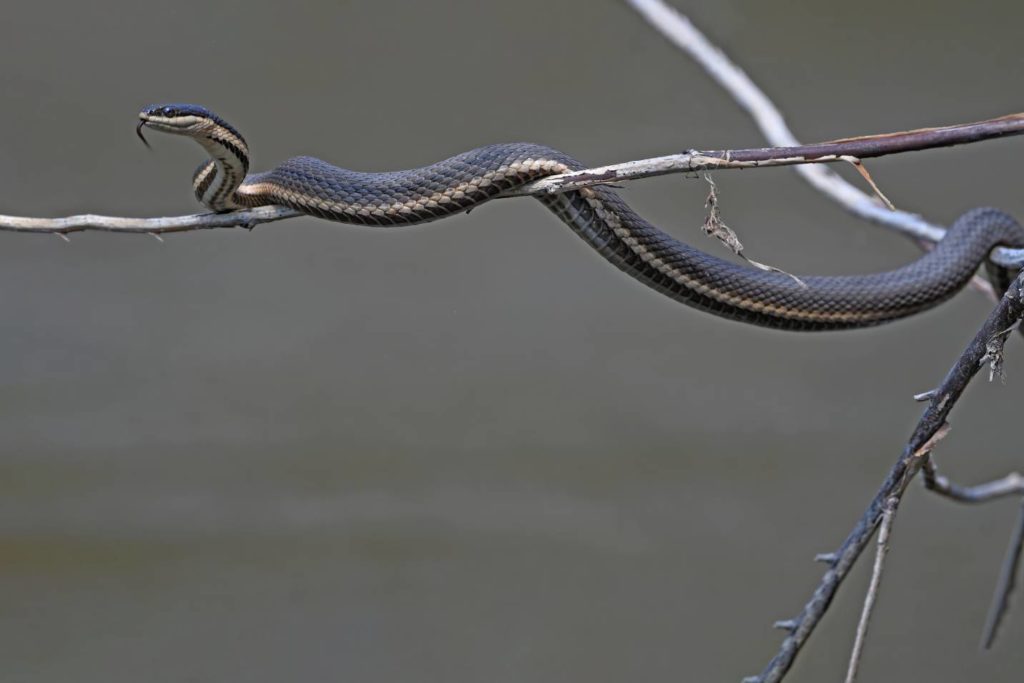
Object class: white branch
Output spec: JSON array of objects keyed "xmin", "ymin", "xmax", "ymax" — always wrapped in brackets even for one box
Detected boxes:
[
  {"xmin": 624, "ymin": 0, "xmax": 1024, "ymax": 268},
  {"xmin": 0, "ymin": 206, "xmax": 301, "ymax": 236}
]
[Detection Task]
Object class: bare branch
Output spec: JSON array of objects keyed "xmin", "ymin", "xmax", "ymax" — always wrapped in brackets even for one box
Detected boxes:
[
  {"xmin": 745, "ymin": 272, "xmax": 1024, "ymax": 683},
  {"xmin": 921, "ymin": 460, "xmax": 1024, "ymax": 649},
  {"xmin": 0, "ymin": 205, "xmax": 301, "ymax": 236},
  {"xmin": 922, "ymin": 461, "xmax": 1024, "ymax": 504},
  {"xmin": 624, "ymin": 0, "xmax": 1024, "ymax": 270},
  {"xmin": 510, "ymin": 113, "xmax": 1024, "ymax": 206}
]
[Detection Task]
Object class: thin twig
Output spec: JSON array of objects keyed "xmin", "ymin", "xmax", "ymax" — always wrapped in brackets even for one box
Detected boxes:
[
  {"xmin": 0, "ymin": 205, "xmax": 301, "ymax": 236},
  {"xmin": 920, "ymin": 460, "xmax": 1024, "ymax": 648},
  {"xmin": 981, "ymin": 499, "xmax": 1024, "ymax": 649},
  {"xmin": 844, "ymin": 496, "xmax": 898, "ymax": 683},
  {"xmin": 744, "ymin": 273, "xmax": 1024, "ymax": 683},
  {"xmin": 922, "ymin": 460, "xmax": 1024, "ymax": 504}
]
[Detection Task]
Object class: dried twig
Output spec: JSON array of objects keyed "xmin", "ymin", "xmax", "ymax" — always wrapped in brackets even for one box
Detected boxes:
[
  {"xmin": 0, "ymin": 205, "xmax": 301, "ymax": 237},
  {"xmin": 923, "ymin": 461, "xmax": 1024, "ymax": 504},
  {"xmin": 844, "ymin": 496, "xmax": 899, "ymax": 683},
  {"xmin": 922, "ymin": 459, "xmax": 1024, "ymax": 648},
  {"xmin": 982, "ymin": 500, "xmax": 1024, "ymax": 649}
]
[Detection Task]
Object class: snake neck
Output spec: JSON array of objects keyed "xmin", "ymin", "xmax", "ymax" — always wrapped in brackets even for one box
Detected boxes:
[{"xmin": 191, "ymin": 126, "xmax": 251, "ymax": 211}]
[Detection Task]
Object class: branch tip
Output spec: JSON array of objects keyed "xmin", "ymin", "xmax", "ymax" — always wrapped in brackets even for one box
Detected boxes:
[
  {"xmin": 772, "ymin": 619, "xmax": 798, "ymax": 632},
  {"xmin": 814, "ymin": 552, "xmax": 839, "ymax": 565},
  {"xmin": 981, "ymin": 498, "xmax": 1024, "ymax": 649}
]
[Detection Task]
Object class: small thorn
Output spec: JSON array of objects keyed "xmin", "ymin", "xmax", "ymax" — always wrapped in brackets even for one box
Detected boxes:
[
  {"xmin": 773, "ymin": 619, "xmax": 798, "ymax": 632},
  {"xmin": 815, "ymin": 552, "xmax": 838, "ymax": 565},
  {"xmin": 148, "ymin": 232, "xmax": 164, "ymax": 243},
  {"xmin": 56, "ymin": 233, "xmax": 71, "ymax": 243},
  {"xmin": 914, "ymin": 389, "xmax": 937, "ymax": 402}
]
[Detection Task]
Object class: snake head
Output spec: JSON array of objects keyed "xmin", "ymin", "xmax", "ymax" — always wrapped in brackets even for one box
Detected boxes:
[
  {"xmin": 138, "ymin": 103, "xmax": 251, "ymax": 212},
  {"xmin": 138, "ymin": 103, "xmax": 211, "ymax": 141},
  {"xmin": 137, "ymin": 103, "xmax": 245, "ymax": 147}
]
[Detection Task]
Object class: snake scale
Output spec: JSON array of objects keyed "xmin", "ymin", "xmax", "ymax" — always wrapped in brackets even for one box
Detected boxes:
[{"xmin": 137, "ymin": 103, "xmax": 1024, "ymax": 331}]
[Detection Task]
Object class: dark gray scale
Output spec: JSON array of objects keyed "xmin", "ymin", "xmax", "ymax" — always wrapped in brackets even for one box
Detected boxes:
[{"xmin": 236, "ymin": 146, "xmax": 1024, "ymax": 330}]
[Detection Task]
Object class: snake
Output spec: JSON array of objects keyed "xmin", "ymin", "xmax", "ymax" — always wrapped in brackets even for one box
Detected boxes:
[{"xmin": 137, "ymin": 103, "xmax": 1024, "ymax": 331}]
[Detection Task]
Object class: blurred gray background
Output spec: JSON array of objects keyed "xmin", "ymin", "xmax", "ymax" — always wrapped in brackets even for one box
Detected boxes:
[{"xmin": 0, "ymin": 1, "xmax": 1022, "ymax": 681}]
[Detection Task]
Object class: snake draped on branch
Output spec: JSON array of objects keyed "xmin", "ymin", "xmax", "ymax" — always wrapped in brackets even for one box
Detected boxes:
[{"xmin": 137, "ymin": 103, "xmax": 1024, "ymax": 331}]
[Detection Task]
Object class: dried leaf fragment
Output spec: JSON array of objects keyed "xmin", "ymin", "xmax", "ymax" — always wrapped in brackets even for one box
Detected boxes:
[{"xmin": 701, "ymin": 174, "xmax": 807, "ymax": 288}]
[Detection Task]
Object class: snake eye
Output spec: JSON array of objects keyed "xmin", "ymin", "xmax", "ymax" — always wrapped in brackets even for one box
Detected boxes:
[{"xmin": 162, "ymin": 106, "xmax": 176, "ymax": 117}]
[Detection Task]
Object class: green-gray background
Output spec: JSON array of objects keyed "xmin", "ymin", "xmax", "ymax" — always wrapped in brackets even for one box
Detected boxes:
[{"xmin": 1, "ymin": 1, "xmax": 1021, "ymax": 681}]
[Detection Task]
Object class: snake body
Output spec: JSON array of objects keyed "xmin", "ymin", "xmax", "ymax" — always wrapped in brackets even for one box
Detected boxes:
[{"xmin": 137, "ymin": 104, "xmax": 1024, "ymax": 331}]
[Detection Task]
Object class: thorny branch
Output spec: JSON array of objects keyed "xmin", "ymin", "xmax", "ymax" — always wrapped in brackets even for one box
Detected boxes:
[
  {"xmin": 745, "ymin": 275, "xmax": 1024, "ymax": 683},
  {"xmin": 625, "ymin": 1, "xmax": 1024, "ymax": 681}
]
